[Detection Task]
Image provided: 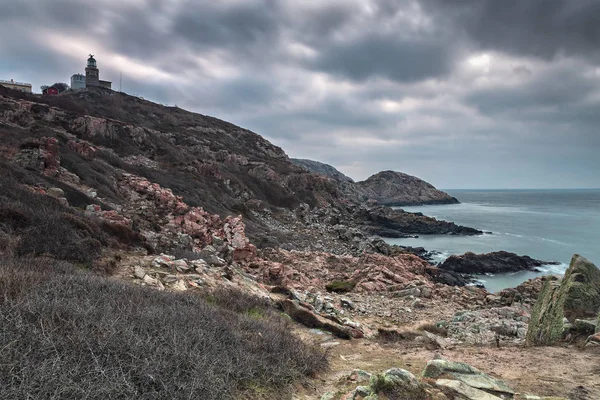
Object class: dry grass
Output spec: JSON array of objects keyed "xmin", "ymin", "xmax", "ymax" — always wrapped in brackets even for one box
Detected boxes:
[{"xmin": 0, "ymin": 257, "xmax": 327, "ymax": 399}]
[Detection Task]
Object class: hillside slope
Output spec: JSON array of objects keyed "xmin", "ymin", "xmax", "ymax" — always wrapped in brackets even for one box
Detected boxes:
[
  {"xmin": 0, "ymin": 86, "xmax": 477, "ymax": 257},
  {"xmin": 290, "ymin": 158, "xmax": 354, "ymax": 183}
]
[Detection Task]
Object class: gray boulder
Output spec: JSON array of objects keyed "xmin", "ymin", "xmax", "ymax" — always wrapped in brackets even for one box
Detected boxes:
[{"xmin": 423, "ymin": 359, "xmax": 514, "ymax": 398}]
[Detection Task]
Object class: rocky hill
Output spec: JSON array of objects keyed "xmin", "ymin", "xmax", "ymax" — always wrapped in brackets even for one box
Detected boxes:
[
  {"xmin": 291, "ymin": 159, "xmax": 458, "ymax": 207},
  {"xmin": 0, "ymin": 86, "xmax": 476, "ymax": 256},
  {"xmin": 347, "ymin": 170, "xmax": 459, "ymax": 206},
  {"xmin": 290, "ymin": 158, "xmax": 354, "ymax": 183}
]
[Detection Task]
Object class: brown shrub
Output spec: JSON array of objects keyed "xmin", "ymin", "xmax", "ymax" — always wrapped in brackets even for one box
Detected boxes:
[{"xmin": 0, "ymin": 258, "xmax": 327, "ymax": 399}]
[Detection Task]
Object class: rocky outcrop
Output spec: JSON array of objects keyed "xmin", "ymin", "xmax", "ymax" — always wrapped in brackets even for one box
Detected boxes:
[
  {"xmin": 290, "ymin": 158, "xmax": 354, "ymax": 183},
  {"xmin": 526, "ymin": 254, "xmax": 600, "ymax": 346},
  {"xmin": 354, "ymin": 205, "xmax": 482, "ymax": 237},
  {"xmin": 440, "ymin": 251, "xmax": 558, "ymax": 275},
  {"xmin": 345, "ymin": 170, "xmax": 459, "ymax": 206}
]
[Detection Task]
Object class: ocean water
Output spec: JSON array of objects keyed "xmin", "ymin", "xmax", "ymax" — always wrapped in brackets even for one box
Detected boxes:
[{"xmin": 385, "ymin": 189, "xmax": 600, "ymax": 292}]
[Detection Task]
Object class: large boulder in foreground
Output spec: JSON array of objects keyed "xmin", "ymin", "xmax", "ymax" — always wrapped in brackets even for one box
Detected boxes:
[
  {"xmin": 440, "ymin": 251, "xmax": 558, "ymax": 275},
  {"xmin": 526, "ymin": 254, "xmax": 600, "ymax": 346},
  {"xmin": 423, "ymin": 359, "xmax": 514, "ymax": 398}
]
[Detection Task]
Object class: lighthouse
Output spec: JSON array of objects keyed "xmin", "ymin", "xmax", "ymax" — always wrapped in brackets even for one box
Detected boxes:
[
  {"xmin": 84, "ymin": 54, "xmax": 112, "ymax": 89},
  {"xmin": 85, "ymin": 54, "xmax": 99, "ymax": 87}
]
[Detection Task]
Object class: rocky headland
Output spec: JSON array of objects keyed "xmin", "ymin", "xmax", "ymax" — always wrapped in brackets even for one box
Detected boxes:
[
  {"xmin": 1, "ymin": 85, "xmax": 599, "ymax": 399},
  {"xmin": 290, "ymin": 160, "xmax": 459, "ymax": 207},
  {"xmin": 440, "ymin": 251, "xmax": 560, "ymax": 275},
  {"xmin": 346, "ymin": 170, "xmax": 460, "ymax": 206}
]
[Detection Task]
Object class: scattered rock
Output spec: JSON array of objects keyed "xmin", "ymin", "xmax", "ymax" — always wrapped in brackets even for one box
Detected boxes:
[
  {"xmin": 447, "ymin": 306, "xmax": 530, "ymax": 345},
  {"xmin": 152, "ymin": 254, "xmax": 175, "ymax": 269},
  {"xmin": 133, "ymin": 265, "xmax": 146, "ymax": 280},
  {"xmin": 143, "ymin": 274, "xmax": 159, "ymax": 286},
  {"xmin": 341, "ymin": 297, "xmax": 356, "ymax": 309},
  {"xmin": 173, "ymin": 259, "xmax": 190, "ymax": 273},
  {"xmin": 370, "ymin": 368, "xmax": 427, "ymax": 399},
  {"xmin": 46, "ymin": 187, "xmax": 65, "ymax": 198},
  {"xmin": 434, "ymin": 379, "xmax": 504, "ymax": 400},
  {"xmin": 171, "ymin": 280, "xmax": 187, "ymax": 292},
  {"xmin": 423, "ymin": 359, "xmax": 514, "ymax": 398},
  {"xmin": 348, "ymin": 369, "xmax": 372, "ymax": 383}
]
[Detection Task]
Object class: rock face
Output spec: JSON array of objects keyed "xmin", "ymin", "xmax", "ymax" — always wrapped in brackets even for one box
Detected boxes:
[
  {"xmin": 526, "ymin": 254, "xmax": 600, "ymax": 346},
  {"xmin": 0, "ymin": 86, "xmax": 482, "ymax": 257},
  {"xmin": 290, "ymin": 158, "xmax": 354, "ymax": 183},
  {"xmin": 440, "ymin": 251, "xmax": 558, "ymax": 275},
  {"xmin": 346, "ymin": 170, "xmax": 459, "ymax": 206}
]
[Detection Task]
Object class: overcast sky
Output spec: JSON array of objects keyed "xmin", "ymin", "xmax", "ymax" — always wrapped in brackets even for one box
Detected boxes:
[{"xmin": 1, "ymin": 0, "xmax": 600, "ymax": 188}]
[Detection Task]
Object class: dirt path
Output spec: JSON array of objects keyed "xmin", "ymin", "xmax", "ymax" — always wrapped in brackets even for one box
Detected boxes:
[{"xmin": 293, "ymin": 327, "xmax": 600, "ymax": 399}]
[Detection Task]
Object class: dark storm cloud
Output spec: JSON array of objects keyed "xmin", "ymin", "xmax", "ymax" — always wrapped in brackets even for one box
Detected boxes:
[
  {"xmin": 173, "ymin": 1, "xmax": 281, "ymax": 49},
  {"xmin": 1, "ymin": 0, "xmax": 600, "ymax": 188},
  {"xmin": 310, "ymin": 34, "xmax": 456, "ymax": 82},
  {"xmin": 464, "ymin": 63, "xmax": 600, "ymax": 115},
  {"xmin": 422, "ymin": 0, "xmax": 600, "ymax": 61}
]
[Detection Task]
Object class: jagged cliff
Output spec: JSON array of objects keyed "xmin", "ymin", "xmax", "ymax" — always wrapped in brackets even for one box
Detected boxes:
[{"xmin": 0, "ymin": 86, "xmax": 476, "ymax": 257}]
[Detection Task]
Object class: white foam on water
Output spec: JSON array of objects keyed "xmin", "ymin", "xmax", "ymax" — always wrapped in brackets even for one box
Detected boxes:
[
  {"xmin": 538, "ymin": 262, "xmax": 569, "ymax": 275},
  {"xmin": 429, "ymin": 251, "xmax": 451, "ymax": 264}
]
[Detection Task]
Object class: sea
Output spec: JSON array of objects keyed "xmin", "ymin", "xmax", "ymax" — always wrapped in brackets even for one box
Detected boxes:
[{"xmin": 385, "ymin": 189, "xmax": 600, "ymax": 292}]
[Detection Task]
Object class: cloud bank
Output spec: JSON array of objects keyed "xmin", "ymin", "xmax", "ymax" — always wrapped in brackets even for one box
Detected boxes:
[{"xmin": 1, "ymin": 0, "xmax": 599, "ymax": 188}]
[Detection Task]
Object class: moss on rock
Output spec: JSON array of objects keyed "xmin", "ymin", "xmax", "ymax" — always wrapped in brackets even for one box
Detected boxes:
[{"xmin": 526, "ymin": 254, "xmax": 600, "ymax": 346}]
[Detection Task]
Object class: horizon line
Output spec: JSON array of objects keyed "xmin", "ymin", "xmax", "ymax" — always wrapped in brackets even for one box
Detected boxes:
[{"xmin": 442, "ymin": 187, "xmax": 600, "ymax": 191}]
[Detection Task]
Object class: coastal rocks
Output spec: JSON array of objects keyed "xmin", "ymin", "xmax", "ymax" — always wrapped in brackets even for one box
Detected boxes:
[
  {"xmin": 526, "ymin": 254, "xmax": 600, "ymax": 346},
  {"xmin": 492, "ymin": 276, "xmax": 550, "ymax": 307},
  {"xmin": 440, "ymin": 251, "xmax": 558, "ymax": 274},
  {"xmin": 446, "ymin": 306, "xmax": 530, "ymax": 345},
  {"xmin": 426, "ymin": 267, "xmax": 474, "ymax": 287},
  {"xmin": 354, "ymin": 205, "xmax": 482, "ymax": 238},
  {"xmin": 423, "ymin": 359, "xmax": 514, "ymax": 398}
]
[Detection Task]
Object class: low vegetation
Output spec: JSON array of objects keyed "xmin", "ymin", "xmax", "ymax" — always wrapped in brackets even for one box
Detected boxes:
[
  {"xmin": 325, "ymin": 280, "xmax": 357, "ymax": 293},
  {"xmin": 0, "ymin": 257, "xmax": 327, "ymax": 399},
  {"xmin": 0, "ymin": 167, "xmax": 146, "ymax": 265}
]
